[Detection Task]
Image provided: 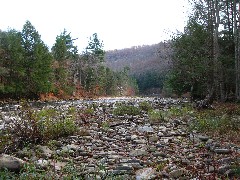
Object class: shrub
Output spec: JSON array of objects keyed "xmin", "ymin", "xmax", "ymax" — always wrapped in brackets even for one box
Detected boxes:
[
  {"xmin": 113, "ymin": 104, "xmax": 141, "ymax": 116},
  {"xmin": 101, "ymin": 121, "xmax": 110, "ymax": 131},
  {"xmin": 167, "ymin": 105, "xmax": 193, "ymax": 117},
  {"xmin": 2, "ymin": 101, "xmax": 77, "ymax": 152},
  {"xmin": 188, "ymin": 103, "xmax": 240, "ymax": 136},
  {"xmin": 139, "ymin": 101, "xmax": 153, "ymax": 112},
  {"xmin": 37, "ymin": 108, "xmax": 77, "ymax": 140},
  {"xmin": 190, "ymin": 114, "xmax": 240, "ymax": 134},
  {"xmin": 148, "ymin": 110, "xmax": 165, "ymax": 123}
]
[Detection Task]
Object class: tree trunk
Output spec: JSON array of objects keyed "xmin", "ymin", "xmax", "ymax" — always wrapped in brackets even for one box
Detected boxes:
[
  {"xmin": 234, "ymin": 0, "xmax": 240, "ymax": 101},
  {"xmin": 205, "ymin": 0, "xmax": 216, "ymax": 103},
  {"xmin": 214, "ymin": 0, "xmax": 225, "ymax": 101}
]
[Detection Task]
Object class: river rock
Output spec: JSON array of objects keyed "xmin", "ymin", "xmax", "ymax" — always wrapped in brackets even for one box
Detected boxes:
[
  {"xmin": 169, "ymin": 168, "xmax": 186, "ymax": 178},
  {"xmin": 130, "ymin": 149, "xmax": 148, "ymax": 157},
  {"xmin": 115, "ymin": 164, "xmax": 134, "ymax": 171},
  {"xmin": 37, "ymin": 145, "xmax": 53, "ymax": 158},
  {"xmin": 133, "ymin": 139, "xmax": 147, "ymax": 144},
  {"xmin": 218, "ymin": 164, "xmax": 231, "ymax": 174},
  {"xmin": 198, "ymin": 135, "xmax": 209, "ymax": 142},
  {"xmin": 138, "ymin": 125, "xmax": 154, "ymax": 133},
  {"xmin": 149, "ymin": 135, "xmax": 158, "ymax": 142},
  {"xmin": 0, "ymin": 154, "xmax": 25, "ymax": 172},
  {"xmin": 214, "ymin": 148, "xmax": 231, "ymax": 154},
  {"xmin": 131, "ymin": 134, "xmax": 138, "ymax": 140},
  {"xmin": 136, "ymin": 167, "xmax": 156, "ymax": 180},
  {"xmin": 35, "ymin": 159, "xmax": 49, "ymax": 169}
]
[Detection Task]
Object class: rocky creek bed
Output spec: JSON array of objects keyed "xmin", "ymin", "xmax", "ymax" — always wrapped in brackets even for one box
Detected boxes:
[{"xmin": 0, "ymin": 97, "xmax": 240, "ymax": 179}]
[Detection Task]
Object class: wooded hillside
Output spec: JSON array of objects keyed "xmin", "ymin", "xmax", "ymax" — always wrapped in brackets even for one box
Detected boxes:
[
  {"xmin": 105, "ymin": 42, "xmax": 172, "ymax": 74},
  {"xmin": 105, "ymin": 42, "xmax": 172, "ymax": 94}
]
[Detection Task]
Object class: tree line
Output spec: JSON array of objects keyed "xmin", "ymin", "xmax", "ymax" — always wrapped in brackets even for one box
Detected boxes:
[
  {"xmin": 0, "ymin": 21, "xmax": 137, "ymax": 99},
  {"xmin": 105, "ymin": 43, "xmax": 172, "ymax": 94},
  {"xmin": 167, "ymin": 0, "xmax": 240, "ymax": 102}
]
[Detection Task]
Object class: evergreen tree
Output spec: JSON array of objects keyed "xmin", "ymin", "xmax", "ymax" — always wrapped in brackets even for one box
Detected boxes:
[
  {"xmin": 0, "ymin": 29, "xmax": 25, "ymax": 97},
  {"xmin": 168, "ymin": 19, "xmax": 210, "ymax": 99},
  {"xmin": 51, "ymin": 29, "xmax": 78, "ymax": 96},
  {"xmin": 167, "ymin": 0, "xmax": 239, "ymax": 102},
  {"xmin": 81, "ymin": 33, "xmax": 105, "ymax": 93},
  {"xmin": 21, "ymin": 21, "xmax": 53, "ymax": 97}
]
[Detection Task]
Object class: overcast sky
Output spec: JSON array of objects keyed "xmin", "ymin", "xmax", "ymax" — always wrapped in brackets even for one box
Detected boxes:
[{"xmin": 0, "ymin": 0, "xmax": 190, "ymax": 51}]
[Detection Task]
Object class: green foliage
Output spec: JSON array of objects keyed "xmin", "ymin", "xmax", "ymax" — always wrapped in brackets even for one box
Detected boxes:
[
  {"xmin": 19, "ymin": 163, "xmax": 55, "ymax": 179},
  {"xmin": 148, "ymin": 110, "xmax": 165, "ymax": 123},
  {"xmin": 21, "ymin": 21, "xmax": 53, "ymax": 96},
  {"xmin": 190, "ymin": 111, "xmax": 240, "ymax": 134},
  {"xmin": 0, "ymin": 160, "xmax": 128, "ymax": 179},
  {"xmin": 81, "ymin": 33, "xmax": 106, "ymax": 94},
  {"xmin": 0, "ymin": 21, "xmax": 138, "ymax": 99},
  {"xmin": 0, "ymin": 29, "xmax": 26, "ymax": 97},
  {"xmin": 113, "ymin": 67, "xmax": 138, "ymax": 96},
  {"xmin": 113, "ymin": 104, "xmax": 141, "ymax": 116},
  {"xmin": 148, "ymin": 105, "xmax": 192, "ymax": 125},
  {"xmin": 61, "ymin": 161, "xmax": 82, "ymax": 179},
  {"xmin": 52, "ymin": 29, "xmax": 78, "ymax": 61},
  {"xmin": 188, "ymin": 103, "xmax": 240, "ymax": 135},
  {"xmin": 134, "ymin": 71, "xmax": 166, "ymax": 94},
  {"xmin": 105, "ymin": 67, "xmax": 116, "ymax": 95},
  {"xmin": 166, "ymin": 1, "xmax": 238, "ymax": 101},
  {"xmin": 156, "ymin": 161, "xmax": 168, "ymax": 172},
  {"xmin": 101, "ymin": 121, "xmax": 110, "ymax": 131},
  {"xmin": 0, "ymin": 21, "xmax": 54, "ymax": 98},
  {"xmin": 2, "ymin": 101, "xmax": 77, "ymax": 152},
  {"xmin": 0, "ymin": 133, "xmax": 11, "ymax": 153},
  {"xmin": 80, "ymin": 33, "xmax": 138, "ymax": 96},
  {"xmin": 139, "ymin": 101, "xmax": 153, "ymax": 112},
  {"xmin": 232, "ymin": 164, "xmax": 240, "ymax": 177},
  {"xmin": 0, "ymin": 163, "xmax": 56, "ymax": 179},
  {"xmin": 51, "ymin": 29, "xmax": 78, "ymax": 95},
  {"xmin": 37, "ymin": 108, "xmax": 77, "ymax": 140},
  {"xmin": 167, "ymin": 19, "xmax": 209, "ymax": 98},
  {"xmin": 85, "ymin": 33, "xmax": 105, "ymax": 63},
  {"xmin": 167, "ymin": 106, "xmax": 193, "ymax": 118},
  {"xmin": 0, "ymin": 168, "xmax": 16, "ymax": 179},
  {"xmin": 83, "ymin": 107, "xmax": 94, "ymax": 115}
]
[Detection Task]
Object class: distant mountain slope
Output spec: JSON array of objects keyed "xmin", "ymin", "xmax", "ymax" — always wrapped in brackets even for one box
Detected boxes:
[{"xmin": 105, "ymin": 42, "xmax": 172, "ymax": 75}]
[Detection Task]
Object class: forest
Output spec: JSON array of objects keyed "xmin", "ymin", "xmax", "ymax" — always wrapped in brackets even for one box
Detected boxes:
[
  {"xmin": 1, "ymin": 1, "xmax": 240, "ymax": 179},
  {"xmin": 0, "ymin": 22, "xmax": 137, "ymax": 100},
  {"xmin": 106, "ymin": 0, "xmax": 240, "ymax": 103},
  {"xmin": 105, "ymin": 43, "xmax": 172, "ymax": 94},
  {"xmin": 168, "ymin": 0, "xmax": 240, "ymax": 103},
  {"xmin": 1, "ymin": 0, "xmax": 240, "ymax": 103}
]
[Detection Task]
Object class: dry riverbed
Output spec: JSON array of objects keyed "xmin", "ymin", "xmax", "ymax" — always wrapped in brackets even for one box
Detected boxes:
[{"xmin": 0, "ymin": 97, "xmax": 239, "ymax": 179}]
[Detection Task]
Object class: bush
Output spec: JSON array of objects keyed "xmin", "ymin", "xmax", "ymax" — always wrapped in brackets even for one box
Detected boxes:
[
  {"xmin": 37, "ymin": 108, "xmax": 77, "ymax": 140},
  {"xmin": 190, "ymin": 113, "xmax": 240, "ymax": 134},
  {"xmin": 148, "ymin": 110, "xmax": 165, "ymax": 123},
  {"xmin": 2, "ymin": 101, "xmax": 77, "ymax": 152},
  {"xmin": 113, "ymin": 104, "xmax": 141, "ymax": 116},
  {"xmin": 139, "ymin": 101, "xmax": 153, "ymax": 112},
  {"xmin": 188, "ymin": 103, "xmax": 240, "ymax": 135}
]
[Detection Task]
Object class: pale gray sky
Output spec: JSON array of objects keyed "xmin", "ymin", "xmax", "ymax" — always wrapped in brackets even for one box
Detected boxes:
[{"xmin": 0, "ymin": 0, "xmax": 190, "ymax": 51}]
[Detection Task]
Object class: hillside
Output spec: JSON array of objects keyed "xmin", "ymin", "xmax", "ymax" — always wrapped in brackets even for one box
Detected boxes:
[
  {"xmin": 105, "ymin": 42, "xmax": 173, "ymax": 94},
  {"xmin": 105, "ymin": 42, "xmax": 172, "ymax": 75}
]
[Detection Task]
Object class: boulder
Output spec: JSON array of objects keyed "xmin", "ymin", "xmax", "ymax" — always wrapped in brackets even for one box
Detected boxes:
[{"xmin": 0, "ymin": 154, "xmax": 25, "ymax": 172}]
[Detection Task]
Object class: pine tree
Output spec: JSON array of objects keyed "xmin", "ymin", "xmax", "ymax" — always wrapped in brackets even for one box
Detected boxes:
[
  {"xmin": 81, "ymin": 33, "xmax": 105, "ymax": 94},
  {"xmin": 51, "ymin": 29, "xmax": 78, "ymax": 96},
  {"xmin": 0, "ymin": 29, "xmax": 25, "ymax": 97},
  {"xmin": 21, "ymin": 20, "xmax": 53, "ymax": 97}
]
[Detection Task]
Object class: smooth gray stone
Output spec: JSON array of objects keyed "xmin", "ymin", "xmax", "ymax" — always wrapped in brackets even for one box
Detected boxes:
[{"xmin": 0, "ymin": 154, "xmax": 25, "ymax": 172}]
